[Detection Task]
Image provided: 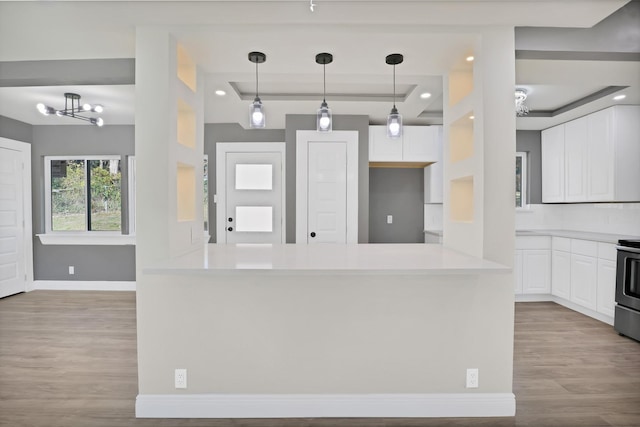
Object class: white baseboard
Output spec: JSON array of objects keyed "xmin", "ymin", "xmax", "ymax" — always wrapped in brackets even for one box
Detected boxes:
[
  {"xmin": 135, "ymin": 393, "xmax": 516, "ymax": 418},
  {"xmin": 515, "ymin": 294, "xmax": 553, "ymax": 302},
  {"xmin": 33, "ymin": 280, "xmax": 136, "ymax": 291},
  {"xmin": 551, "ymin": 296, "xmax": 614, "ymax": 326}
]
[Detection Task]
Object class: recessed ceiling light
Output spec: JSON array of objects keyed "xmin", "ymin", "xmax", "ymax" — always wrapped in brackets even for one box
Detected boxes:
[
  {"xmin": 466, "ymin": 56, "xmax": 474, "ymax": 62},
  {"xmin": 613, "ymin": 94, "xmax": 626, "ymax": 101},
  {"xmin": 420, "ymin": 92, "xmax": 432, "ymax": 99},
  {"xmin": 215, "ymin": 90, "xmax": 226, "ymax": 96},
  {"xmin": 469, "ymin": 115, "xmax": 475, "ymax": 120}
]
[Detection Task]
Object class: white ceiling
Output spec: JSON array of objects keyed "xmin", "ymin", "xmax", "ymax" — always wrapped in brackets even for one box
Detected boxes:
[{"xmin": 0, "ymin": 0, "xmax": 635, "ymax": 130}]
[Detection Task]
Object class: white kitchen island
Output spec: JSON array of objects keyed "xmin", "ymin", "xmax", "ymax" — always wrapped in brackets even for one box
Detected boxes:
[{"xmin": 136, "ymin": 244, "xmax": 516, "ymax": 419}]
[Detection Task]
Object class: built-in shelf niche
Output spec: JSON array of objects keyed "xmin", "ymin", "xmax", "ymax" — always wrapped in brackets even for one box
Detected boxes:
[
  {"xmin": 450, "ymin": 176, "xmax": 474, "ymax": 222},
  {"xmin": 177, "ymin": 99, "xmax": 196, "ymax": 149},
  {"xmin": 449, "ymin": 112, "xmax": 474, "ymax": 163},
  {"xmin": 177, "ymin": 163, "xmax": 196, "ymax": 222},
  {"xmin": 177, "ymin": 44, "xmax": 196, "ymax": 92},
  {"xmin": 448, "ymin": 61, "xmax": 474, "ymax": 106}
]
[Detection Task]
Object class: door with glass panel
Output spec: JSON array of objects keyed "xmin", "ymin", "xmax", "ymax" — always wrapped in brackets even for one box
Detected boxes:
[{"xmin": 224, "ymin": 151, "xmax": 283, "ymax": 244}]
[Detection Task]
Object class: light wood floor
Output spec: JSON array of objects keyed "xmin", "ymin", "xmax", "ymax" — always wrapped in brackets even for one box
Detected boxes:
[{"xmin": 1, "ymin": 291, "xmax": 639, "ymax": 427}]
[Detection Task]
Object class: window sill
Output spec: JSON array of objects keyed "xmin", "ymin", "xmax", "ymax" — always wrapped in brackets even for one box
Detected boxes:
[{"xmin": 37, "ymin": 233, "xmax": 136, "ymax": 246}]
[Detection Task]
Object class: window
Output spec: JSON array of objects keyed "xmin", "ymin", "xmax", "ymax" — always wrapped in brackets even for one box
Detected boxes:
[
  {"xmin": 45, "ymin": 156, "xmax": 122, "ymax": 233},
  {"xmin": 515, "ymin": 152, "xmax": 527, "ymax": 208},
  {"xmin": 203, "ymin": 155, "xmax": 209, "ymax": 233}
]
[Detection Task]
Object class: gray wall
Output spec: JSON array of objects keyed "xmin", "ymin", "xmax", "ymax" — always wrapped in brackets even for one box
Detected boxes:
[
  {"xmin": 203, "ymin": 123, "xmax": 286, "ymax": 243},
  {"xmin": 516, "ymin": 130, "xmax": 542, "ymax": 205},
  {"xmin": 31, "ymin": 125, "xmax": 136, "ymax": 281},
  {"xmin": 0, "ymin": 115, "xmax": 33, "ymax": 143},
  {"xmin": 369, "ymin": 168, "xmax": 425, "ymax": 243},
  {"xmin": 285, "ymin": 115, "xmax": 370, "ymax": 243}
]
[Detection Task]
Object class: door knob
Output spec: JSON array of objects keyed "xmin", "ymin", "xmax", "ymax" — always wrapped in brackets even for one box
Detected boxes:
[
  {"xmin": 310, "ymin": 232, "xmax": 316, "ymax": 238},
  {"xmin": 227, "ymin": 227, "xmax": 233, "ymax": 232}
]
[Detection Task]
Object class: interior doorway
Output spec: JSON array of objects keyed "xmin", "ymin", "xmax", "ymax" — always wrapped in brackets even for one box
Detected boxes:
[{"xmin": 215, "ymin": 143, "xmax": 286, "ymax": 244}]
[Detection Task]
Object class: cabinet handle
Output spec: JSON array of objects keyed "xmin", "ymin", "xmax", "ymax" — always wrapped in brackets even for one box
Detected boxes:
[
  {"xmin": 310, "ymin": 232, "xmax": 316, "ymax": 238},
  {"xmin": 228, "ymin": 217, "xmax": 233, "ymax": 222},
  {"xmin": 227, "ymin": 227, "xmax": 233, "ymax": 232}
]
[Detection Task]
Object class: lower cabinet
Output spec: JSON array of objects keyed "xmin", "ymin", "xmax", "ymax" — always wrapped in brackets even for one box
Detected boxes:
[
  {"xmin": 551, "ymin": 250, "xmax": 571, "ymax": 299},
  {"xmin": 570, "ymin": 253, "xmax": 598, "ymax": 311},
  {"xmin": 597, "ymin": 258, "xmax": 616, "ymax": 318},
  {"xmin": 522, "ymin": 250, "xmax": 551, "ymax": 294}
]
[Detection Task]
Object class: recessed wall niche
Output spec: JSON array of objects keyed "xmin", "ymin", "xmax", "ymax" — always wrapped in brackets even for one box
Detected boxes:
[
  {"xmin": 450, "ymin": 176, "xmax": 474, "ymax": 222},
  {"xmin": 177, "ymin": 99, "xmax": 196, "ymax": 149},
  {"xmin": 449, "ymin": 112, "xmax": 474, "ymax": 163},
  {"xmin": 177, "ymin": 44, "xmax": 197, "ymax": 92},
  {"xmin": 177, "ymin": 163, "xmax": 196, "ymax": 222}
]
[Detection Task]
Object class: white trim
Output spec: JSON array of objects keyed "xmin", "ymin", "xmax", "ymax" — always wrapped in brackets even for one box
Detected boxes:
[
  {"xmin": 0, "ymin": 138, "xmax": 34, "ymax": 296},
  {"xmin": 215, "ymin": 142, "xmax": 286, "ymax": 244},
  {"xmin": 515, "ymin": 294, "xmax": 614, "ymax": 325},
  {"xmin": 515, "ymin": 293, "xmax": 553, "ymax": 302},
  {"xmin": 136, "ymin": 393, "xmax": 515, "ymax": 419},
  {"xmin": 33, "ymin": 280, "xmax": 136, "ymax": 291},
  {"xmin": 37, "ymin": 233, "xmax": 135, "ymax": 245},
  {"xmin": 295, "ymin": 130, "xmax": 359, "ymax": 244}
]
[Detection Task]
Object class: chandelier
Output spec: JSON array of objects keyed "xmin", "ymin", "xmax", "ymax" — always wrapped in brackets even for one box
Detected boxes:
[
  {"xmin": 37, "ymin": 93, "xmax": 104, "ymax": 126},
  {"xmin": 515, "ymin": 89, "xmax": 530, "ymax": 117}
]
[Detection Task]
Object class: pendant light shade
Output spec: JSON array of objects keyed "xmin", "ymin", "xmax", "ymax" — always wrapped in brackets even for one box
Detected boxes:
[
  {"xmin": 248, "ymin": 51, "xmax": 266, "ymax": 129},
  {"xmin": 316, "ymin": 52, "xmax": 333, "ymax": 132},
  {"xmin": 386, "ymin": 53, "xmax": 403, "ymax": 139}
]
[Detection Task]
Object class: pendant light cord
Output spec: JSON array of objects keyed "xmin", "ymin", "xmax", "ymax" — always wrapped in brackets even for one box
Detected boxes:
[
  {"xmin": 323, "ymin": 63, "xmax": 326, "ymax": 103},
  {"xmin": 255, "ymin": 61, "xmax": 259, "ymax": 98},
  {"xmin": 393, "ymin": 64, "xmax": 396, "ymax": 109}
]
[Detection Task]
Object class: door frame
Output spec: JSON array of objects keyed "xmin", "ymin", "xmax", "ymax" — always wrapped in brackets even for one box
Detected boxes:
[
  {"xmin": 215, "ymin": 142, "xmax": 286, "ymax": 244},
  {"xmin": 296, "ymin": 130, "xmax": 358, "ymax": 244},
  {"xmin": 0, "ymin": 137, "xmax": 34, "ymax": 293}
]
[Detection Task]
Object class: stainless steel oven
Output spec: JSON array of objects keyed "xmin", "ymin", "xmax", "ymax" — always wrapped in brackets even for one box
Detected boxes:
[{"xmin": 615, "ymin": 239, "xmax": 640, "ymax": 342}]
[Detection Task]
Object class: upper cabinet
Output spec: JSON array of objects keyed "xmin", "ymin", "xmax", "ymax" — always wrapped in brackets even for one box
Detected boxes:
[
  {"xmin": 369, "ymin": 125, "xmax": 441, "ymax": 164},
  {"xmin": 541, "ymin": 105, "xmax": 640, "ymax": 203}
]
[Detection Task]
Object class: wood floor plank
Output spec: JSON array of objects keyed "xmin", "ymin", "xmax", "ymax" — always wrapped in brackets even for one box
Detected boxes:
[{"xmin": 1, "ymin": 292, "xmax": 639, "ymax": 426}]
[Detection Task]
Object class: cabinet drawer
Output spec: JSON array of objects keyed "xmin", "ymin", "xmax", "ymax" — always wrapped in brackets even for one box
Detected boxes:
[
  {"xmin": 552, "ymin": 237, "xmax": 571, "ymax": 252},
  {"xmin": 571, "ymin": 239, "xmax": 598, "ymax": 257},
  {"xmin": 597, "ymin": 242, "xmax": 617, "ymax": 261}
]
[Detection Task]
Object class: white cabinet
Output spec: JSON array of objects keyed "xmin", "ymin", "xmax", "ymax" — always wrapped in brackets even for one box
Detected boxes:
[
  {"xmin": 522, "ymin": 250, "xmax": 551, "ymax": 294},
  {"xmin": 564, "ymin": 116, "xmax": 588, "ymax": 202},
  {"xmin": 423, "ymin": 127, "xmax": 443, "ymax": 203},
  {"xmin": 541, "ymin": 125, "xmax": 565, "ymax": 203},
  {"xmin": 597, "ymin": 258, "xmax": 616, "ymax": 318},
  {"xmin": 369, "ymin": 125, "xmax": 440, "ymax": 163},
  {"xmin": 551, "ymin": 249, "xmax": 571, "ymax": 299},
  {"xmin": 540, "ymin": 105, "xmax": 640, "ymax": 203},
  {"xmin": 570, "ymin": 253, "xmax": 598, "ymax": 311},
  {"xmin": 515, "ymin": 236, "xmax": 550, "ymax": 295}
]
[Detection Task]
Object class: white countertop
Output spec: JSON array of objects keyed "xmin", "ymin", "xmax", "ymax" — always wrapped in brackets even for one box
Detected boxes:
[
  {"xmin": 516, "ymin": 229, "xmax": 639, "ymax": 244},
  {"xmin": 144, "ymin": 243, "xmax": 510, "ymax": 276}
]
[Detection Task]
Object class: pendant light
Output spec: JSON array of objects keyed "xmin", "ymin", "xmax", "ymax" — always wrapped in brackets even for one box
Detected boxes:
[
  {"xmin": 386, "ymin": 53, "xmax": 403, "ymax": 139},
  {"xmin": 248, "ymin": 51, "xmax": 266, "ymax": 129},
  {"xmin": 316, "ymin": 52, "xmax": 333, "ymax": 132}
]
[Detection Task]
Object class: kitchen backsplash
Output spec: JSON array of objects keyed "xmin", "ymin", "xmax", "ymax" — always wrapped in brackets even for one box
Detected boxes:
[
  {"xmin": 426, "ymin": 203, "xmax": 640, "ymax": 236},
  {"xmin": 516, "ymin": 203, "xmax": 640, "ymax": 236}
]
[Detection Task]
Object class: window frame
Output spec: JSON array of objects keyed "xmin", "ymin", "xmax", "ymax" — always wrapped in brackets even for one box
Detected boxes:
[
  {"xmin": 44, "ymin": 155, "xmax": 124, "ymax": 235},
  {"xmin": 515, "ymin": 151, "xmax": 528, "ymax": 209}
]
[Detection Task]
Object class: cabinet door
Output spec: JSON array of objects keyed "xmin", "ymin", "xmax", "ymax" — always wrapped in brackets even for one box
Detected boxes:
[
  {"xmin": 551, "ymin": 250, "xmax": 571, "ymax": 300},
  {"xmin": 570, "ymin": 253, "xmax": 597, "ymax": 310},
  {"xmin": 403, "ymin": 126, "xmax": 439, "ymax": 162},
  {"xmin": 587, "ymin": 108, "xmax": 615, "ymax": 202},
  {"xmin": 564, "ymin": 116, "xmax": 588, "ymax": 202},
  {"xmin": 541, "ymin": 125, "xmax": 565, "ymax": 202},
  {"xmin": 597, "ymin": 258, "xmax": 616, "ymax": 318},
  {"xmin": 369, "ymin": 125, "xmax": 402, "ymax": 162},
  {"xmin": 522, "ymin": 250, "xmax": 551, "ymax": 294},
  {"xmin": 514, "ymin": 250, "xmax": 523, "ymax": 294}
]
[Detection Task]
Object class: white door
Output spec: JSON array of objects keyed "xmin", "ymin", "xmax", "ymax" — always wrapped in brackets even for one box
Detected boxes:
[
  {"xmin": 296, "ymin": 130, "xmax": 358, "ymax": 244},
  {"xmin": 0, "ymin": 146, "xmax": 26, "ymax": 298},
  {"xmin": 307, "ymin": 142, "xmax": 347, "ymax": 243},
  {"xmin": 224, "ymin": 151, "xmax": 283, "ymax": 244}
]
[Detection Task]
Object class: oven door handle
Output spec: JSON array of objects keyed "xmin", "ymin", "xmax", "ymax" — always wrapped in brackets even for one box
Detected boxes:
[{"xmin": 617, "ymin": 246, "xmax": 640, "ymax": 254}]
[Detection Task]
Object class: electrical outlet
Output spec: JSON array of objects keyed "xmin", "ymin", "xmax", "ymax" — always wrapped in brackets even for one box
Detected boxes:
[
  {"xmin": 68, "ymin": 266, "xmax": 75, "ymax": 275},
  {"xmin": 466, "ymin": 368, "xmax": 479, "ymax": 388},
  {"xmin": 387, "ymin": 215, "xmax": 393, "ymax": 224},
  {"xmin": 175, "ymin": 368, "xmax": 187, "ymax": 389}
]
